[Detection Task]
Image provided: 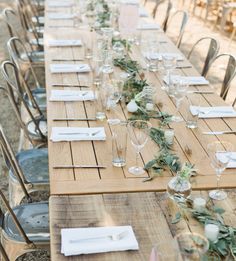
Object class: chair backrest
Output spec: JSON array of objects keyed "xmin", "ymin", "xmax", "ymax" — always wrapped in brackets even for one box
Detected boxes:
[
  {"xmin": 0, "ymin": 125, "xmax": 31, "ymax": 202},
  {"xmin": 0, "ymin": 61, "xmax": 46, "ymax": 145},
  {"xmin": 166, "ymin": 10, "xmax": 188, "ymax": 48},
  {"xmin": 205, "ymin": 54, "xmax": 236, "ymax": 101},
  {"xmin": 187, "ymin": 37, "xmax": 220, "ymax": 76},
  {"xmin": 7, "ymin": 37, "xmax": 41, "ymax": 88},
  {"xmin": 152, "ymin": 0, "xmax": 165, "ymax": 18}
]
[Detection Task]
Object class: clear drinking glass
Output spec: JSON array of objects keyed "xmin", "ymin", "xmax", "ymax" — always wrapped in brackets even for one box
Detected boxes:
[
  {"xmin": 186, "ymin": 94, "xmax": 200, "ymax": 129},
  {"xmin": 207, "ymin": 141, "xmax": 233, "ymax": 200},
  {"xmin": 127, "ymin": 120, "xmax": 152, "ymax": 175},
  {"xmin": 172, "ymin": 79, "xmax": 189, "ymax": 122},
  {"xmin": 147, "ymin": 40, "xmax": 159, "ymax": 72},
  {"xmin": 161, "ymin": 55, "xmax": 177, "ymax": 91}
]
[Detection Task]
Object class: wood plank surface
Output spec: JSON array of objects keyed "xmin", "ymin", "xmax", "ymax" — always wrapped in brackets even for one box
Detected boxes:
[{"xmin": 44, "ymin": 0, "xmax": 236, "ymax": 195}]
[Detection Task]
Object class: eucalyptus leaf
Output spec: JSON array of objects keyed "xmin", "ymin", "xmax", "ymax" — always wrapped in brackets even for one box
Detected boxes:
[{"xmin": 171, "ymin": 212, "xmax": 181, "ymax": 224}]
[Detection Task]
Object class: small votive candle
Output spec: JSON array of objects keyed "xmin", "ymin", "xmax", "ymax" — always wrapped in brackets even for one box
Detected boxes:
[
  {"xmin": 204, "ymin": 224, "xmax": 219, "ymax": 242},
  {"xmin": 146, "ymin": 103, "xmax": 154, "ymax": 111},
  {"xmin": 193, "ymin": 197, "xmax": 206, "ymax": 211},
  {"xmin": 164, "ymin": 129, "xmax": 175, "ymax": 144}
]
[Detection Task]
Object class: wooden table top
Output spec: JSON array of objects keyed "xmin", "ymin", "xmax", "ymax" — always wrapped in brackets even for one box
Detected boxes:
[
  {"xmin": 49, "ymin": 191, "xmax": 236, "ymax": 260},
  {"xmin": 44, "ymin": 1, "xmax": 236, "ymax": 196}
]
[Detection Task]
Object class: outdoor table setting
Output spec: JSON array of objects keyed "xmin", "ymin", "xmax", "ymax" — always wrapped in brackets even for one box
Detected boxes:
[{"xmin": 43, "ymin": 0, "xmax": 236, "ymax": 260}]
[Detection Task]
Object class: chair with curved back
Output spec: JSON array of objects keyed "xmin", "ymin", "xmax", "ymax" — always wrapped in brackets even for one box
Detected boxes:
[
  {"xmin": 0, "ymin": 189, "xmax": 49, "ymax": 261},
  {"xmin": 187, "ymin": 37, "xmax": 220, "ymax": 76},
  {"xmin": 204, "ymin": 54, "xmax": 236, "ymax": 102},
  {"xmin": 0, "ymin": 125, "xmax": 49, "ymax": 207},
  {"xmin": 165, "ymin": 10, "xmax": 188, "ymax": 48},
  {"xmin": 1, "ymin": 61, "xmax": 47, "ymax": 150}
]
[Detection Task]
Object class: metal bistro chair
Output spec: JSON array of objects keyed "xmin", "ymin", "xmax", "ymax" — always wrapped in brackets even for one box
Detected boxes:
[
  {"xmin": 0, "ymin": 125, "xmax": 49, "ymax": 207},
  {"xmin": 1, "ymin": 61, "xmax": 47, "ymax": 150},
  {"xmin": 2, "ymin": 8, "xmax": 44, "ymax": 53},
  {"xmin": 204, "ymin": 54, "xmax": 236, "ymax": 102},
  {"xmin": 187, "ymin": 37, "xmax": 220, "ymax": 76},
  {"xmin": 7, "ymin": 37, "xmax": 45, "ymax": 86},
  {"xmin": 0, "ymin": 189, "xmax": 49, "ymax": 261},
  {"xmin": 165, "ymin": 10, "xmax": 188, "ymax": 48}
]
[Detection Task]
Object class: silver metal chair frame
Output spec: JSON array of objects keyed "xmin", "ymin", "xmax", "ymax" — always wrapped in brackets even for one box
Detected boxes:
[
  {"xmin": 187, "ymin": 37, "xmax": 220, "ymax": 76},
  {"xmin": 166, "ymin": 10, "xmax": 189, "ymax": 48}
]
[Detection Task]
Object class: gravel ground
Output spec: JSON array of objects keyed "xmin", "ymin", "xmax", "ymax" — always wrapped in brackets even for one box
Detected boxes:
[{"xmin": 0, "ymin": 0, "xmax": 235, "ymax": 260}]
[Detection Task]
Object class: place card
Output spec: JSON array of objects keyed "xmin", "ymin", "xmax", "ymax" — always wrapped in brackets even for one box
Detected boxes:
[
  {"xmin": 164, "ymin": 76, "xmax": 209, "ymax": 86},
  {"xmin": 50, "ymin": 90, "xmax": 95, "ymax": 101},
  {"xmin": 48, "ymin": 13, "xmax": 75, "ymax": 20},
  {"xmin": 50, "ymin": 64, "xmax": 91, "ymax": 73},
  {"xmin": 48, "ymin": 1, "xmax": 73, "ymax": 7},
  {"xmin": 190, "ymin": 106, "xmax": 236, "ymax": 118},
  {"xmin": 48, "ymin": 40, "xmax": 82, "ymax": 47},
  {"xmin": 137, "ymin": 22, "xmax": 160, "ymax": 30}
]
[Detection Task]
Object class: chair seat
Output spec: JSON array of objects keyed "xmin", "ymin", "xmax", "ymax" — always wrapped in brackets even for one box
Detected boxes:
[
  {"xmin": 3, "ymin": 202, "xmax": 49, "ymax": 242},
  {"xmin": 32, "ymin": 16, "xmax": 45, "ymax": 25},
  {"xmin": 24, "ymin": 88, "xmax": 47, "ymax": 112},
  {"xmin": 28, "ymin": 27, "xmax": 44, "ymax": 35},
  {"xmin": 30, "ymin": 38, "xmax": 44, "ymax": 47},
  {"xmin": 9, "ymin": 148, "xmax": 49, "ymax": 183},
  {"xmin": 27, "ymin": 117, "xmax": 47, "ymax": 141}
]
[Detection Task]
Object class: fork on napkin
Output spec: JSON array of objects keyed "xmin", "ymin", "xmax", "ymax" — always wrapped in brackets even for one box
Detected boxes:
[
  {"xmin": 190, "ymin": 106, "xmax": 236, "ymax": 118},
  {"xmin": 48, "ymin": 13, "xmax": 75, "ymax": 20},
  {"xmin": 50, "ymin": 64, "xmax": 91, "ymax": 73},
  {"xmin": 50, "ymin": 127, "xmax": 106, "ymax": 142},
  {"xmin": 61, "ymin": 226, "xmax": 139, "ymax": 256},
  {"xmin": 50, "ymin": 90, "xmax": 95, "ymax": 101},
  {"xmin": 48, "ymin": 40, "xmax": 82, "ymax": 47},
  {"xmin": 164, "ymin": 75, "xmax": 209, "ymax": 85},
  {"xmin": 146, "ymin": 53, "xmax": 183, "ymax": 61}
]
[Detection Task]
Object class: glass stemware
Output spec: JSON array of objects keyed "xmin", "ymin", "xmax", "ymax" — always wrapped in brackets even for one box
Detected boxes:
[
  {"xmin": 161, "ymin": 55, "xmax": 177, "ymax": 91},
  {"xmin": 207, "ymin": 141, "xmax": 233, "ymax": 200},
  {"xmin": 127, "ymin": 120, "xmax": 152, "ymax": 175},
  {"xmin": 172, "ymin": 79, "xmax": 189, "ymax": 122}
]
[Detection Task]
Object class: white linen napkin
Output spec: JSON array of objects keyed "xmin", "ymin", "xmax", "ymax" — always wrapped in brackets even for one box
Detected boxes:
[
  {"xmin": 50, "ymin": 127, "xmax": 106, "ymax": 142},
  {"xmin": 146, "ymin": 53, "xmax": 184, "ymax": 61},
  {"xmin": 216, "ymin": 152, "xmax": 236, "ymax": 168},
  {"xmin": 48, "ymin": 13, "xmax": 75, "ymax": 20},
  {"xmin": 50, "ymin": 90, "xmax": 95, "ymax": 101},
  {"xmin": 137, "ymin": 22, "xmax": 160, "ymax": 30},
  {"xmin": 50, "ymin": 64, "xmax": 91, "ymax": 73},
  {"xmin": 139, "ymin": 7, "xmax": 149, "ymax": 17},
  {"xmin": 48, "ymin": 40, "xmax": 82, "ymax": 47},
  {"xmin": 164, "ymin": 75, "xmax": 209, "ymax": 85},
  {"xmin": 48, "ymin": 1, "xmax": 73, "ymax": 7},
  {"xmin": 61, "ymin": 226, "xmax": 139, "ymax": 256},
  {"xmin": 190, "ymin": 106, "xmax": 236, "ymax": 118}
]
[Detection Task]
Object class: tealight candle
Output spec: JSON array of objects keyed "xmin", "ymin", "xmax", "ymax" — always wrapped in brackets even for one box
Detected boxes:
[
  {"xmin": 164, "ymin": 129, "xmax": 175, "ymax": 144},
  {"xmin": 193, "ymin": 197, "xmax": 206, "ymax": 211},
  {"xmin": 204, "ymin": 224, "xmax": 219, "ymax": 242},
  {"xmin": 146, "ymin": 103, "xmax": 154, "ymax": 111}
]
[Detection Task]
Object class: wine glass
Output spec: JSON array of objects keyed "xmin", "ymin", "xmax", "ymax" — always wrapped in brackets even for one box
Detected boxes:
[
  {"xmin": 172, "ymin": 79, "xmax": 189, "ymax": 122},
  {"xmin": 207, "ymin": 141, "xmax": 233, "ymax": 200},
  {"xmin": 161, "ymin": 55, "xmax": 177, "ymax": 91},
  {"xmin": 127, "ymin": 120, "xmax": 152, "ymax": 175}
]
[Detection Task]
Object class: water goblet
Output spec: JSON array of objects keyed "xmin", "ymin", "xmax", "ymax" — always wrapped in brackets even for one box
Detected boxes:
[
  {"xmin": 127, "ymin": 120, "xmax": 152, "ymax": 175},
  {"xmin": 161, "ymin": 55, "xmax": 177, "ymax": 91},
  {"xmin": 172, "ymin": 79, "xmax": 189, "ymax": 122},
  {"xmin": 207, "ymin": 141, "xmax": 233, "ymax": 200}
]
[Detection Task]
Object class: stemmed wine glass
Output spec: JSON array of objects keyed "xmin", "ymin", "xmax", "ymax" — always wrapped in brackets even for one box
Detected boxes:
[
  {"xmin": 207, "ymin": 141, "xmax": 233, "ymax": 200},
  {"xmin": 127, "ymin": 120, "xmax": 152, "ymax": 175},
  {"xmin": 172, "ymin": 79, "xmax": 189, "ymax": 122},
  {"xmin": 161, "ymin": 55, "xmax": 177, "ymax": 91}
]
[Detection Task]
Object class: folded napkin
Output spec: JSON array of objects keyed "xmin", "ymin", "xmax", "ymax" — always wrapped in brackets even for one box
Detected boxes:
[
  {"xmin": 50, "ymin": 90, "xmax": 95, "ymax": 101},
  {"xmin": 190, "ymin": 106, "xmax": 236, "ymax": 118},
  {"xmin": 137, "ymin": 22, "xmax": 160, "ymax": 30},
  {"xmin": 120, "ymin": 0, "xmax": 140, "ymax": 5},
  {"xmin": 216, "ymin": 152, "xmax": 236, "ymax": 168},
  {"xmin": 164, "ymin": 75, "xmax": 209, "ymax": 85},
  {"xmin": 48, "ymin": 1, "xmax": 73, "ymax": 7},
  {"xmin": 50, "ymin": 127, "xmax": 106, "ymax": 142},
  {"xmin": 48, "ymin": 13, "xmax": 75, "ymax": 20},
  {"xmin": 146, "ymin": 53, "xmax": 183, "ymax": 61},
  {"xmin": 48, "ymin": 39, "xmax": 82, "ymax": 47},
  {"xmin": 61, "ymin": 226, "xmax": 139, "ymax": 256},
  {"xmin": 139, "ymin": 7, "xmax": 149, "ymax": 17},
  {"xmin": 50, "ymin": 64, "xmax": 91, "ymax": 73}
]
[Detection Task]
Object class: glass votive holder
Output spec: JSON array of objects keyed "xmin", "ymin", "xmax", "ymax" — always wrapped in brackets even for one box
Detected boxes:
[
  {"xmin": 193, "ymin": 197, "xmax": 206, "ymax": 211},
  {"xmin": 204, "ymin": 221, "xmax": 219, "ymax": 243},
  {"xmin": 164, "ymin": 128, "xmax": 174, "ymax": 145}
]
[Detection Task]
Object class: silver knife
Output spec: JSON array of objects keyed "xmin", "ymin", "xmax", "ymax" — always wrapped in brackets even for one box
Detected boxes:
[
  {"xmin": 53, "ymin": 118, "xmax": 96, "ymax": 121},
  {"xmin": 52, "ymin": 59, "xmax": 84, "ymax": 62},
  {"xmin": 53, "ymin": 165, "xmax": 106, "ymax": 169},
  {"xmin": 203, "ymin": 131, "xmax": 236, "ymax": 135},
  {"xmin": 176, "ymin": 65, "xmax": 192, "ymax": 69},
  {"xmin": 52, "ymin": 84, "xmax": 89, "ymax": 88},
  {"xmin": 188, "ymin": 90, "xmax": 214, "ymax": 94}
]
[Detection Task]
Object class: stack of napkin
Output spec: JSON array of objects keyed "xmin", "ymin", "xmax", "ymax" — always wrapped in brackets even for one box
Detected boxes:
[
  {"xmin": 216, "ymin": 152, "xmax": 236, "ymax": 168},
  {"xmin": 164, "ymin": 75, "xmax": 209, "ymax": 85},
  {"xmin": 48, "ymin": 13, "xmax": 75, "ymax": 20},
  {"xmin": 50, "ymin": 127, "xmax": 106, "ymax": 142},
  {"xmin": 50, "ymin": 90, "xmax": 95, "ymax": 101},
  {"xmin": 48, "ymin": 40, "xmax": 82, "ymax": 47},
  {"xmin": 50, "ymin": 64, "xmax": 91, "ymax": 73},
  {"xmin": 190, "ymin": 106, "xmax": 236, "ymax": 118},
  {"xmin": 61, "ymin": 226, "xmax": 139, "ymax": 256}
]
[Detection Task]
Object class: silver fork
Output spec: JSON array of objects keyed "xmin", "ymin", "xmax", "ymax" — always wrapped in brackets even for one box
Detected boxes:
[{"xmin": 69, "ymin": 230, "xmax": 128, "ymax": 244}]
